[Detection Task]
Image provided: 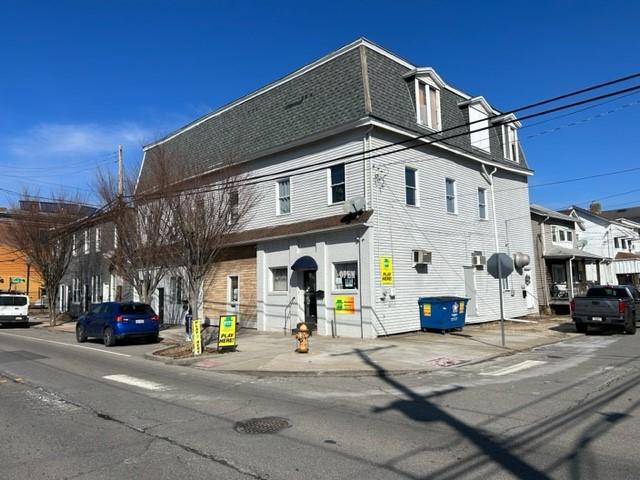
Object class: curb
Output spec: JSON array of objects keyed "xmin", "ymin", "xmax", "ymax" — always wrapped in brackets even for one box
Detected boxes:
[{"xmin": 144, "ymin": 332, "xmax": 575, "ymax": 377}]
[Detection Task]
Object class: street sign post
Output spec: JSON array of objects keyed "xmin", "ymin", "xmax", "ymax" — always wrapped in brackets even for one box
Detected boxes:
[{"xmin": 487, "ymin": 253, "xmax": 514, "ymax": 347}]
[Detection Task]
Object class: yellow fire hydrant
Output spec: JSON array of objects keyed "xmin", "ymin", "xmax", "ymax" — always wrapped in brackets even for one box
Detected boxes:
[{"xmin": 295, "ymin": 322, "xmax": 310, "ymax": 353}]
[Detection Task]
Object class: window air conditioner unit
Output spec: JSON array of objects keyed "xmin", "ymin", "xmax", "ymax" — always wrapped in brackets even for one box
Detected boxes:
[
  {"xmin": 412, "ymin": 250, "xmax": 432, "ymax": 266},
  {"xmin": 472, "ymin": 254, "xmax": 486, "ymax": 267}
]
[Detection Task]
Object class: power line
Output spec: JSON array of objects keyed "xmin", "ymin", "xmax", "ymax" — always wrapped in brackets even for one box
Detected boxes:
[{"xmin": 130, "ymin": 81, "xmax": 640, "ymax": 204}]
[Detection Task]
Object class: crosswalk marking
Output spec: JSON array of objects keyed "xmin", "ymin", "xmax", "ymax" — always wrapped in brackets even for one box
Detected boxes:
[
  {"xmin": 480, "ymin": 360, "xmax": 547, "ymax": 376},
  {"xmin": 103, "ymin": 374, "xmax": 172, "ymax": 391}
]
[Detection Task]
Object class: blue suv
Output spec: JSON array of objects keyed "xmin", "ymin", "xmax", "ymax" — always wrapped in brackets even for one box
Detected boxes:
[{"xmin": 76, "ymin": 302, "xmax": 160, "ymax": 347}]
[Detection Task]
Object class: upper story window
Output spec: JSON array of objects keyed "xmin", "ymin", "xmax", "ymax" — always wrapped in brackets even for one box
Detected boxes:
[
  {"xmin": 552, "ymin": 226, "xmax": 573, "ymax": 244},
  {"xmin": 72, "ymin": 234, "xmax": 77, "ymax": 256},
  {"xmin": 276, "ymin": 178, "xmax": 291, "ymax": 215},
  {"xmin": 83, "ymin": 230, "xmax": 90, "ymax": 254},
  {"xmin": 328, "ymin": 164, "xmax": 345, "ymax": 204},
  {"xmin": 478, "ymin": 188, "xmax": 487, "ymax": 220},
  {"xmin": 416, "ymin": 81, "xmax": 441, "ymax": 130},
  {"xmin": 468, "ymin": 104, "xmax": 490, "ymax": 152},
  {"xmin": 227, "ymin": 189, "xmax": 239, "ymax": 225},
  {"xmin": 445, "ymin": 178, "xmax": 457, "ymax": 214},
  {"xmin": 405, "ymin": 167, "xmax": 418, "ymax": 206},
  {"xmin": 502, "ymin": 124, "xmax": 519, "ymax": 162},
  {"xmin": 95, "ymin": 227, "xmax": 101, "ymax": 252}
]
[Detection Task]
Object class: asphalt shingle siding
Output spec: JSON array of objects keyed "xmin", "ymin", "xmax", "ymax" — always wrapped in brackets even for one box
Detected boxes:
[
  {"xmin": 141, "ymin": 47, "xmax": 366, "ymax": 183},
  {"xmin": 141, "ymin": 41, "xmax": 530, "ymax": 184}
]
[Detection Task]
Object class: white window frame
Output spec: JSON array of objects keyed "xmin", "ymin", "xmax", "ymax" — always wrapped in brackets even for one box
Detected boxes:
[
  {"xmin": 72, "ymin": 234, "xmax": 77, "ymax": 256},
  {"xmin": 469, "ymin": 104, "xmax": 491, "ymax": 153},
  {"xmin": 228, "ymin": 275, "xmax": 239, "ymax": 305},
  {"xmin": 276, "ymin": 178, "xmax": 291, "ymax": 215},
  {"xmin": 95, "ymin": 227, "xmax": 101, "ymax": 252},
  {"xmin": 327, "ymin": 164, "xmax": 346, "ymax": 205},
  {"xmin": 405, "ymin": 166, "xmax": 418, "ymax": 206},
  {"xmin": 333, "ymin": 261, "xmax": 359, "ymax": 292},
  {"xmin": 270, "ymin": 267, "xmax": 288, "ymax": 293},
  {"xmin": 477, "ymin": 187, "xmax": 487, "ymax": 220},
  {"xmin": 502, "ymin": 124, "xmax": 520, "ymax": 162},
  {"xmin": 83, "ymin": 230, "xmax": 90, "ymax": 254},
  {"xmin": 445, "ymin": 178, "xmax": 457, "ymax": 214},
  {"xmin": 415, "ymin": 79, "xmax": 441, "ymax": 130}
]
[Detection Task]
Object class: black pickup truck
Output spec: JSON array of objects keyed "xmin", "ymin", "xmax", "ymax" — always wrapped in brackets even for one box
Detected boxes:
[{"xmin": 571, "ymin": 285, "xmax": 640, "ymax": 334}]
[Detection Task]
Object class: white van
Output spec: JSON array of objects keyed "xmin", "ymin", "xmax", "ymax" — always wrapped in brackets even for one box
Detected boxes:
[{"xmin": 0, "ymin": 294, "xmax": 30, "ymax": 327}]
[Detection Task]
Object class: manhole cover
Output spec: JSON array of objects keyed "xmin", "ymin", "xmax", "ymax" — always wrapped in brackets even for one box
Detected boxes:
[{"xmin": 234, "ymin": 417, "xmax": 291, "ymax": 434}]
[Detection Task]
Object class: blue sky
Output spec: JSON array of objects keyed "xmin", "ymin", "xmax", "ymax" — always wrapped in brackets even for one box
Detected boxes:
[{"xmin": 1, "ymin": 0, "xmax": 639, "ymax": 209}]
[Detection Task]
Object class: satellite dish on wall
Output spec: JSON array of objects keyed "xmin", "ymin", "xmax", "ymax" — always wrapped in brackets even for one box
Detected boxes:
[
  {"xmin": 577, "ymin": 239, "xmax": 588, "ymax": 249},
  {"xmin": 344, "ymin": 196, "xmax": 366, "ymax": 215}
]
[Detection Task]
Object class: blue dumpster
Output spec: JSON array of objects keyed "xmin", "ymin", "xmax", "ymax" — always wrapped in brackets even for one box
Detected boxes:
[{"xmin": 418, "ymin": 297, "xmax": 469, "ymax": 332}]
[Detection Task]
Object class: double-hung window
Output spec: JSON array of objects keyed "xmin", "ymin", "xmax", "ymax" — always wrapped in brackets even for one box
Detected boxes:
[
  {"xmin": 84, "ymin": 230, "xmax": 90, "ymax": 254},
  {"xmin": 417, "ymin": 81, "xmax": 441, "ymax": 130},
  {"xmin": 227, "ymin": 189, "xmax": 239, "ymax": 224},
  {"xmin": 95, "ymin": 227, "xmax": 101, "ymax": 252},
  {"xmin": 329, "ymin": 164, "xmax": 345, "ymax": 204},
  {"xmin": 445, "ymin": 178, "xmax": 457, "ymax": 214},
  {"xmin": 405, "ymin": 167, "xmax": 417, "ymax": 206},
  {"xmin": 271, "ymin": 267, "xmax": 288, "ymax": 292},
  {"xmin": 477, "ymin": 188, "xmax": 487, "ymax": 220},
  {"xmin": 503, "ymin": 124, "xmax": 519, "ymax": 162},
  {"xmin": 276, "ymin": 178, "xmax": 290, "ymax": 215}
]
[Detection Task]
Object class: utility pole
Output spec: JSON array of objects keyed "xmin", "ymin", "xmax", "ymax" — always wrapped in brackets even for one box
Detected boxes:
[{"xmin": 117, "ymin": 145, "xmax": 123, "ymax": 197}]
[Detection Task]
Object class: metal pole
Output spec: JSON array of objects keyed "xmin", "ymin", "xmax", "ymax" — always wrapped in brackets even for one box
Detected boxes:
[
  {"xmin": 357, "ymin": 236, "xmax": 364, "ymax": 339},
  {"xmin": 489, "ymin": 169, "xmax": 506, "ymax": 347}
]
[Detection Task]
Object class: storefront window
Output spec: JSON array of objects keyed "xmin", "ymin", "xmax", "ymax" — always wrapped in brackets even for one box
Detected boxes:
[{"xmin": 334, "ymin": 262, "xmax": 358, "ymax": 290}]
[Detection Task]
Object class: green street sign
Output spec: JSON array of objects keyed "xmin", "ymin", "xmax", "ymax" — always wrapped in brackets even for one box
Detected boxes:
[{"xmin": 10, "ymin": 277, "xmax": 26, "ymax": 284}]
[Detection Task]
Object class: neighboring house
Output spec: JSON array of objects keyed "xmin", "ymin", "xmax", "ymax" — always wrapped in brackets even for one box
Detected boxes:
[
  {"xmin": 563, "ymin": 205, "xmax": 640, "ymax": 288},
  {"xmin": 530, "ymin": 204, "xmax": 602, "ymax": 313},
  {"xmin": 138, "ymin": 38, "xmax": 538, "ymax": 338},
  {"xmin": 0, "ymin": 208, "xmax": 44, "ymax": 303},
  {"xmin": 600, "ymin": 206, "xmax": 640, "ymax": 224},
  {"xmin": 59, "ymin": 221, "xmax": 126, "ymax": 316}
]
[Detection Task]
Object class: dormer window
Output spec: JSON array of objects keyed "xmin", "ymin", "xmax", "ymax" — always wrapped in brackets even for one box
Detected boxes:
[
  {"xmin": 416, "ymin": 80, "xmax": 441, "ymax": 130},
  {"xmin": 468, "ymin": 103, "xmax": 490, "ymax": 152},
  {"xmin": 502, "ymin": 124, "xmax": 519, "ymax": 162}
]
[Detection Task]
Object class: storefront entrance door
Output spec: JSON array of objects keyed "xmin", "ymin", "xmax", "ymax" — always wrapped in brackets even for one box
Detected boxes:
[{"xmin": 303, "ymin": 270, "xmax": 317, "ymax": 331}]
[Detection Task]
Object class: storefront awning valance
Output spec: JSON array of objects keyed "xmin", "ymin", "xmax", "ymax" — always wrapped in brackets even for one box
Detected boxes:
[{"xmin": 291, "ymin": 256, "xmax": 318, "ymax": 271}]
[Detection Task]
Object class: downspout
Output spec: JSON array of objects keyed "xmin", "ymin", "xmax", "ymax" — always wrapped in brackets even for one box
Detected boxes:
[
  {"xmin": 482, "ymin": 165, "xmax": 505, "ymax": 346},
  {"xmin": 363, "ymin": 125, "xmax": 373, "ymax": 210}
]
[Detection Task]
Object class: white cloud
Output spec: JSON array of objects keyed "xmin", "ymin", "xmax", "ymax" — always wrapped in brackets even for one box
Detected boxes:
[{"xmin": 8, "ymin": 122, "xmax": 152, "ymax": 157}]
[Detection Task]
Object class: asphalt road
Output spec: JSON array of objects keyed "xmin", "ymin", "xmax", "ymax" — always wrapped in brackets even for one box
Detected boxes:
[{"xmin": 1, "ymin": 325, "xmax": 639, "ymax": 479}]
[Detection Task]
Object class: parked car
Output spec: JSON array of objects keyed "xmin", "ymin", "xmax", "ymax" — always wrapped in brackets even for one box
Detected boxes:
[
  {"xmin": 76, "ymin": 302, "xmax": 160, "ymax": 346},
  {"xmin": 0, "ymin": 294, "xmax": 29, "ymax": 327},
  {"xmin": 571, "ymin": 285, "xmax": 640, "ymax": 334}
]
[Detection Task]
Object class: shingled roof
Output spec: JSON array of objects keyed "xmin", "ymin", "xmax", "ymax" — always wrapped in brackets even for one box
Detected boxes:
[{"xmin": 139, "ymin": 38, "xmax": 530, "ymax": 186}]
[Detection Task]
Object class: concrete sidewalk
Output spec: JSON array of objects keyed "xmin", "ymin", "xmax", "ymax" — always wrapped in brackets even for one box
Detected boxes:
[{"xmin": 149, "ymin": 316, "xmax": 578, "ymax": 376}]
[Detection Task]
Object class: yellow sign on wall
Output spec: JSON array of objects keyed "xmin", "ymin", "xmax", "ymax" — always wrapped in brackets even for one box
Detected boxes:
[
  {"xmin": 334, "ymin": 295, "xmax": 355, "ymax": 314},
  {"xmin": 218, "ymin": 315, "xmax": 237, "ymax": 350},
  {"xmin": 380, "ymin": 256, "xmax": 393, "ymax": 285},
  {"xmin": 191, "ymin": 319, "xmax": 202, "ymax": 356}
]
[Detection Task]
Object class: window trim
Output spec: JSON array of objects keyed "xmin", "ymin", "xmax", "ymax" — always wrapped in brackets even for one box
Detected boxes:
[
  {"xmin": 327, "ymin": 164, "xmax": 346, "ymax": 205},
  {"xmin": 405, "ymin": 166, "xmax": 419, "ymax": 207},
  {"xmin": 270, "ymin": 267, "xmax": 289, "ymax": 293},
  {"xmin": 83, "ymin": 230, "xmax": 90, "ymax": 254},
  {"xmin": 445, "ymin": 178, "xmax": 457, "ymax": 214},
  {"xmin": 415, "ymin": 78, "xmax": 441, "ymax": 131},
  {"xmin": 502, "ymin": 123, "xmax": 520, "ymax": 163},
  {"xmin": 275, "ymin": 178, "xmax": 291, "ymax": 216},
  {"xmin": 477, "ymin": 187, "xmax": 487, "ymax": 220},
  {"xmin": 332, "ymin": 261, "xmax": 359, "ymax": 292}
]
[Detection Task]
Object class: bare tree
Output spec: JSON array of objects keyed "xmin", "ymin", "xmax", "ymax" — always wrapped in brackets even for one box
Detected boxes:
[
  {"xmin": 1, "ymin": 194, "xmax": 88, "ymax": 326},
  {"xmin": 96, "ymin": 163, "xmax": 172, "ymax": 304},
  {"xmin": 142, "ymin": 147, "xmax": 257, "ymax": 322}
]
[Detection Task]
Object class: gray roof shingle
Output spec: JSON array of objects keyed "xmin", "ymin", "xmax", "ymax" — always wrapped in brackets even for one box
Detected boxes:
[{"xmin": 140, "ymin": 39, "xmax": 531, "ymax": 185}]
